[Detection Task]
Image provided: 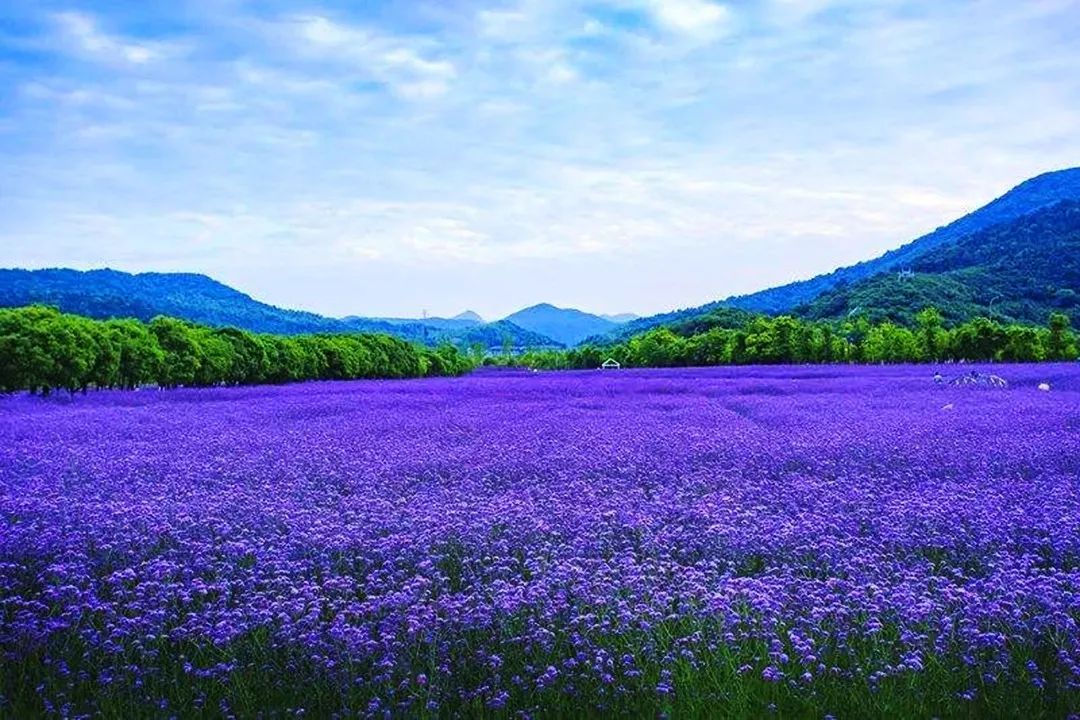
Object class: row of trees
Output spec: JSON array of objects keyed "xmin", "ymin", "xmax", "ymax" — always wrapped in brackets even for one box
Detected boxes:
[
  {"xmin": 0, "ymin": 306, "xmax": 473, "ymax": 395},
  {"xmin": 4, "ymin": 305, "xmax": 1075, "ymax": 392},
  {"xmin": 514, "ymin": 309, "xmax": 1079, "ymax": 369}
]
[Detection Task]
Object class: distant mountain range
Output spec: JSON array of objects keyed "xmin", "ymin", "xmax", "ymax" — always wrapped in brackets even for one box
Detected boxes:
[
  {"xmin": 0, "ymin": 268, "xmax": 640, "ymax": 349},
  {"xmin": 607, "ymin": 167, "xmax": 1080, "ymax": 340},
  {"xmin": 4, "ymin": 168, "xmax": 1076, "ymax": 349},
  {"xmin": 0, "ymin": 268, "xmax": 559, "ymax": 348},
  {"xmin": 502, "ymin": 304, "xmax": 629, "ymax": 346}
]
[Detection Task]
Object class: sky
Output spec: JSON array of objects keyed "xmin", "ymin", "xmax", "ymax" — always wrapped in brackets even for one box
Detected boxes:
[{"xmin": 1, "ymin": 1, "xmax": 1078, "ymax": 320}]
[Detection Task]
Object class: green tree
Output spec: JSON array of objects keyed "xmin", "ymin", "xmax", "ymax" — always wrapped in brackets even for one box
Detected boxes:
[
  {"xmin": 82, "ymin": 318, "xmax": 120, "ymax": 391},
  {"xmin": 1000, "ymin": 325, "xmax": 1045, "ymax": 362},
  {"xmin": 150, "ymin": 317, "xmax": 203, "ymax": 388},
  {"xmin": 215, "ymin": 327, "xmax": 269, "ymax": 384},
  {"xmin": 628, "ymin": 328, "xmax": 685, "ymax": 367},
  {"xmin": 0, "ymin": 306, "xmax": 61, "ymax": 393},
  {"xmin": 105, "ymin": 319, "xmax": 164, "ymax": 389},
  {"xmin": 915, "ymin": 307, "xmax": 947, "ymax": 361},
  {"xmin": 863, "ymin": 323, "xmax": 919, "ymax": 363},
  {"xmin": 1046, "ymin": 312, "xmax": 1077, "ymax": 360},
  {"xmin": 687, "ymin": 328, "xmax": 733, "ymax": 366},
  {"xmin": 191, "ymin": 328, "xmax": 235, "ymax": 386},
  {"xmin": 950, "ymin": 317, "xmax": 1006, "ymax": 361}
]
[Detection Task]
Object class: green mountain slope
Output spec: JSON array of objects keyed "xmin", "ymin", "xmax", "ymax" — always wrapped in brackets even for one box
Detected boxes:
[
  {"xmin": 0, "ymin": 268, "xmax": 347, "ymax": 334},
  {"xmin": 727, "ymin": 167, "xmax": 1080, "ymax": 314},
  {"xmin": 797, "ymin": 200, "xmax": 1080, "ymax": 325}
]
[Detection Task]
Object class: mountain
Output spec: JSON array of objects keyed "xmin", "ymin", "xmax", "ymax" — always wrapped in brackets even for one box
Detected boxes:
[
  {"xmin": 600, "ymin": 313, "xmax": 639, "ymax": 324},
  {"xmin": 451, "ymin": 320, "xmax": 560, "ymax": 350},
  {"xmin": 355, "ymin": 314, "xmax": 483, "ymax": 331},
  {"xmin": 727, "ymin": 167, "xmax": 1080, "ymax": 314},
  {"xmin": 502, "ymin": 303, "xmax": 620, "ymax": 346},
  {"xmin": 0, "ymin": 268, "xmax": 558, "ymax": 348},
  {"xmin": 612, "ymin": 167, "xmax": 1080, "ymax": 339},
  {"xmin": 797, "ymin": 200, "xmax": 1080, "ymax": 325},
  {"xmin": 0, "ymin": 268, "xmax": 355, "ymax": 335},
  {"xmin": 453, "ymin": 310, "xmax": 484, "ymax": 322}
]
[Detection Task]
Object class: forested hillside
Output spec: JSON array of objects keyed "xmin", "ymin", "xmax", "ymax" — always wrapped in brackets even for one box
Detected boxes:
[
  {"xmin": 0, "ymin": 269, "xmax": 557, "ymax": 348},
  {"xmin": 799, "ymin": 200, "xmax": 1080, "ymax": 325},
  {"xmin": 0, "ymin": 269, "xmax": 350, "ymax": 334},
  {"xmin": 0, "ymin": 305, "xmax": 472, "ymax": 395}
]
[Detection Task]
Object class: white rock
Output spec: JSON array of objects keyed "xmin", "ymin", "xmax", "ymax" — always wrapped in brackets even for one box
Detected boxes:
[
  {"xmin": 942, "ymin": 404, "xmax": 954, "ymax": 411},
  {"xmin": 1038, "ymin": 383, "xmax": 1051, "ymax": 392}
]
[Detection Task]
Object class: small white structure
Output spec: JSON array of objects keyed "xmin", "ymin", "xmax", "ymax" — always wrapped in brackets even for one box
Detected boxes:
[
  {"xmin": 601, "ymin": 358, "xmax": 621, "ymax": 370},
  {"xmin": 1038, "ymin": 383, "xmax": 1051, "ymax": 392}
]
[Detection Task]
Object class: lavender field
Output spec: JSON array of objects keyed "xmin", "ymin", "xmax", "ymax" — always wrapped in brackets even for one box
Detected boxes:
[{"xmin": 2, "ymin": 365, "xmax": 1080, "ymax": 718}]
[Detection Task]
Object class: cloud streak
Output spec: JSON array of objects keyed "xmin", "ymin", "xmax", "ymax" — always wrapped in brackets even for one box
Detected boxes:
[
  {"xmin": 280, "ymin": 14, "xmax": 457, "ymax": 99},
  {"xmin": 51, "ymin": 11, "xmax": 183, "ymax": 65}
]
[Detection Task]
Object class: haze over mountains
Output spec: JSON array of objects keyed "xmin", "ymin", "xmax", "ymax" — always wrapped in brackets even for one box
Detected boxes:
[{"xmin": 1, "ymin": 168, "xmax": 1078, "ymax": 348}]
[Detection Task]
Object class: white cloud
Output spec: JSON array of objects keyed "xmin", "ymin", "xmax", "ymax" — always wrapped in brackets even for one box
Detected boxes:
[
  {"xmin": 51, "ymin": 12, "xmax": 176, "ymax": 65},
  {"xmin": 643, "ymin": 0, "xmax": 732, "ymax": 37},
  {"xmin": 284, "ymin": 15, "xmax": 455, "ymax": 99}
]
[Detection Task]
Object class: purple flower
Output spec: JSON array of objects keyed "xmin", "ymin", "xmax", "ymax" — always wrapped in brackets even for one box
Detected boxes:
[
  {"xmin": 2, "ymin": 365, "xmax": 1079, "ymax": 715},
  {"xmin": 762, "ymin": 666, "xmax": 784, "ymax": 683}
]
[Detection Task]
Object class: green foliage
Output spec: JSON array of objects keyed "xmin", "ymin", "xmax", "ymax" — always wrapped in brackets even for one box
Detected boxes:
[
  {"xmin": 799, "ymin": 200, "xmax": 1080, "ymax": 326},
  {"xmin": 863, "ymin": 323, "xmax": 920, "ymax": 363},
  {"xmin": 104, "ymin": 319, "xmax": 165, "ymax": 389},
  {"xmin": 0, "ymin": 306, "xmax": 473, "ymax": 395},
  {"xmin": 915, "ymin": 307, "xmax": 947, "ymax": 361},
  {"xmin": 950, "ymin": 317, "xmax": 1007, "ymax": 362},
  {"xmin": 1046, "ymin": 312, "xmax": 1077, "ymax": 360},
  {"xmin": 511, "ymin": 309, "xmax": 1078, "ymax": 370},
  {"xmin": 150, "ymin": 316, "xmax": 203, "ymax": 388}
]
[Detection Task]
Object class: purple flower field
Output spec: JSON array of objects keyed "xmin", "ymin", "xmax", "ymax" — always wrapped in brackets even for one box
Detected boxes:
[{"xmin": 2, "ymin": 365, "xmax": 1080, "ymax": 718}]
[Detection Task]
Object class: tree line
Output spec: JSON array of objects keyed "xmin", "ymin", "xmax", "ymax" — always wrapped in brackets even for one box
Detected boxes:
[
  {"xmin": 511, "ymin": 309, "xmax": 1079, "ymax": 370},
  {"xmin": 0, "ymin": 306, "xmax": 473, "ymax": 395}
]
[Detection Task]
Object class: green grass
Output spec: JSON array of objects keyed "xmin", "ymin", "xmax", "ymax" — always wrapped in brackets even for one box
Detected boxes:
[{"xmin": 2, "ymin": 617, "xmax": 1077, "ymax": 718}]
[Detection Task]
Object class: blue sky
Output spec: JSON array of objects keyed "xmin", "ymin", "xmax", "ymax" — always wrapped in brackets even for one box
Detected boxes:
[{"xmin": 1, "ymin": 0, "xmax": 1077, "ymax": 319}]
